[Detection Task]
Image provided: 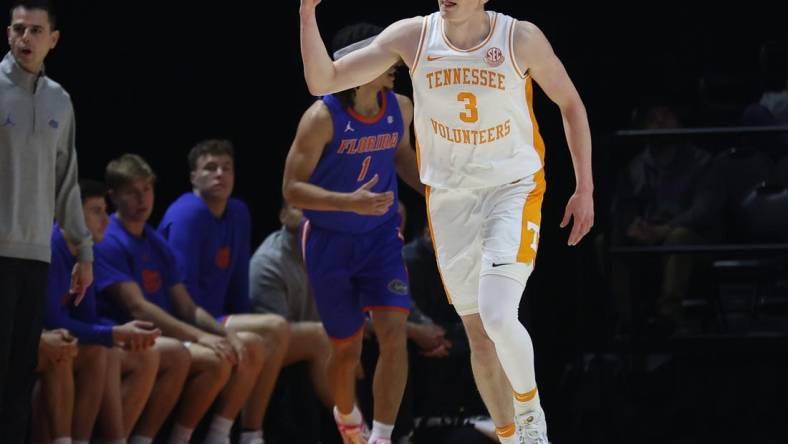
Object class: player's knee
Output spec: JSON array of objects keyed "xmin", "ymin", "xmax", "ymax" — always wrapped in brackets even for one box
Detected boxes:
[
  {"xmin": 314, "ymin": 326, "xmax": 331, "ymax": 353},
  {"xmin": 468, "ymin": 333, "xmax": 497, "ymax": 360},
  {"xmin": 156, "ymin": 338, "xmax": 191, "ymax": 376},
  {"xmin": 376, "ymin": 319, "xmax": 406, "ymax": 341},
  {"xmin": 203, "ymin": 353, "xmax": 233, "ymax": 387},
  {"xmin": 331, "ymin": 339, "xmax": 362, "ymax": 365},
  {"xmin": 463, "ymin": 316, "xmax": 491, "ymax": 343},
  {"xmin": 301, "ymin": 323, "xmax": 331, "ymax": 363},
  {"xmin": 270, "ymin": 314, "xmax": 290, "ymax": 344},
  {"xmin": 478, "ymin": 293, "xmax": 518, "ymax": 335},
  {"xmin": 235, "ymin": 355, "xmax": 261, "ymax": 379},
  {"xmin": 240, "ymin": 333, "xmax": 265, "ymax": 370},
  {"xmin": 259, "ymin": 314, "xmax": 290, "ymax": 349}
]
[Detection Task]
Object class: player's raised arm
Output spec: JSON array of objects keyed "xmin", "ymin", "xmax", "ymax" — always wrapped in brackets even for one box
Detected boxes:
[{"xmin": 299, "ymin": 0, "xmax": 421, "ymax": 95}]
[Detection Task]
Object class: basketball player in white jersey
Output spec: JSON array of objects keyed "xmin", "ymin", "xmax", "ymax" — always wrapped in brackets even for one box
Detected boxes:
[{"xmin": 299, "ymin": 1, "xmax": 593, "ymax": 443}]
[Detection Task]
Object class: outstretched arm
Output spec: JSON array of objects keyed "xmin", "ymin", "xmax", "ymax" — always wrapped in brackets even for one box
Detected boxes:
[
  {"xmin": 514, "ymin": 21, "xmax": 594, "ymax": 245},
  {"xmin": 299, "ymin": 0, "xmax": 421, "ymax": 95},
  {"xmin": 105, "ymin": 282, "xmax": 205, "ymax": 342}
]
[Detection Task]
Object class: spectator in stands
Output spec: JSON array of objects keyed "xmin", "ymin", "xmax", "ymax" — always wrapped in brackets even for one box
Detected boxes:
[{"xmin": 608, "ymin": 103, "xmax": 719, "ymax": 335}]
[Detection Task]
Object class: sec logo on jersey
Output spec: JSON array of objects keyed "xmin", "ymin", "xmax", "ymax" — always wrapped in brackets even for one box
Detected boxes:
[{"xmin": 484, "ymin": 47, "xmax": 504, "ymax": 67}]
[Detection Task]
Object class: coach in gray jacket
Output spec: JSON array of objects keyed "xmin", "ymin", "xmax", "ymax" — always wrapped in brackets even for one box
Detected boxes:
[{"xmin": 0, "ymin": 1, "xmax": 92, "ymax": 440}]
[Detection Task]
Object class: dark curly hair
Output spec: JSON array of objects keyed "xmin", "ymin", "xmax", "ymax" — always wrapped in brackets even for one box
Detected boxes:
[{"xmin": 331, "ymin": 22, "xmax": 384, "ymax": 108}]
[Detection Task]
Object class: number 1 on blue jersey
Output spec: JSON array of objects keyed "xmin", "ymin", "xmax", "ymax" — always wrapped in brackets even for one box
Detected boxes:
[{"xmin": 357, "ymin": 155, "xmax": 372, "ymax": 182}]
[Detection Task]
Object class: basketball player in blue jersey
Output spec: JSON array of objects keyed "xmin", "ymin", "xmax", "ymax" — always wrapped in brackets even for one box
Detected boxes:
[
  {"xmin": 159, "ymin": 140, "xmax": 289, "ymax": 444},
  {"xmin": 300, "ymin": 1, "xmax": 594, "ymax": 443},
  {"xmin": 283, "ymin": 23, "xmax": 422, "ymax": 444}
]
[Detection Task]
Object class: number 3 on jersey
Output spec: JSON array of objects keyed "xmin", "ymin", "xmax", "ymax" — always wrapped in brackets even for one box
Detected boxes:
[
  {"xmin": 457, "ymin": 92, "xmax": 479, "ymax": 123},
  {"xmin": 357, "ymin": 155, "xmax": 372, "ymax": 182}
]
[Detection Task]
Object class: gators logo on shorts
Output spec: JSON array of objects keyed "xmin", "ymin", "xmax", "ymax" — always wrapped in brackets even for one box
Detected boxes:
[{"xmin": 387, "ymin": 279, "xmax": 408, "ymax": 295}]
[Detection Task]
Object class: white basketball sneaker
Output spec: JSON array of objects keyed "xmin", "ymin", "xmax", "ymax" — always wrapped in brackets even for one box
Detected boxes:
[{"xmin": 516, "ymin": 406, "xmax": 549, "ymax": 444}]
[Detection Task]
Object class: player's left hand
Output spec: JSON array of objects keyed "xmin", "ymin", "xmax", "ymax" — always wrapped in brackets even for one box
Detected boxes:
[
  {"xmin": 560, "ymin": 190, "xmax": 594, "ymax": 246},
  {"xmin": 70, "ymin": 261, "xmax": 93, "ymax": 306}
]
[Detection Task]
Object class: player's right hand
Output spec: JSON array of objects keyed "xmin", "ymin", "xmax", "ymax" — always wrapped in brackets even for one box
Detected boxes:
[
  {"xmin": 410, "ymin": 323, "xmax": 452, "ymax": 358},
  {"xmin": 113, "ymin": 320, "xmax": 161, "ymax": 351},
  {"xmin": 348, "ymin": 174, "xmax": 395, "ymax": 216},
  {"xmin": 198, "ymin": 333, "xmax": 238, "ymax": 365}
]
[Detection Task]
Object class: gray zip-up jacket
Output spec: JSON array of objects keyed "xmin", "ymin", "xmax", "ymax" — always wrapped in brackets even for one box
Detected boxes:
[{"xmin": 0, "ymin": 51, "xmax": 92, "ymax": 263}]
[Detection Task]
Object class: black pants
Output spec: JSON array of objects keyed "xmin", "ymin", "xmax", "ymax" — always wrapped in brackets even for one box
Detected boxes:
[{"xmin": 0, "ymin": 256, "xmax": 48, "ymax": 444}]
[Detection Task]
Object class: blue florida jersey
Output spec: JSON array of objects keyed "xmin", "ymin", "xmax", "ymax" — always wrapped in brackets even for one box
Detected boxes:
[
  {"xmin": 303, "ymin": 90, "xmax": 404, "ymax": 233},
  {"xmin": 158, "ymin": 193, "xmax": 252, "ymax": 318},
  {"xmin": 94, "ymin": 215, "xmax": 184, "ymax": 323}
]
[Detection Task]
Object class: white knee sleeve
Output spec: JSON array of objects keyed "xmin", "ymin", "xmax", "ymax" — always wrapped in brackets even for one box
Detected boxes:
[{"xmin": 478, "ymin": 270, "xmax": 537, "ymax": 394}]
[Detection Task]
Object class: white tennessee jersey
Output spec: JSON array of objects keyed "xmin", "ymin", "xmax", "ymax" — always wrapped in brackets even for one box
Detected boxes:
[{"xmin": 410, "ymin": 11, "xmax": 545, "ymax": 189}]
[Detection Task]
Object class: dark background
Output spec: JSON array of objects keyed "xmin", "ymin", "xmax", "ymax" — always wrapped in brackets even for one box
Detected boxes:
[{"xmin": 5, "ymin": 1, "xmax": 788, "ymax": 442}]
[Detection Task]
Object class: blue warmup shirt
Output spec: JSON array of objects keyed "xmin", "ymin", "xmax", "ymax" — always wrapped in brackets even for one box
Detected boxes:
[
  {"xmin": 158, "ymin": 193, "xmax": 251, "ymax": 318},
  {"xmin": 303, "ymin": 90, "xmax": 404, "ymax": 233},
  {"xmin": 94, "ymin": 215, "xmax": 184, "ymax": 322},
  {"xmin": 43, "ymin": 225, "xmax": 114, "ymax": 346}
]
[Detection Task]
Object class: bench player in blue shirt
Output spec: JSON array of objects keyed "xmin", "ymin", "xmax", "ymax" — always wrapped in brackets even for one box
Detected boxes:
[
  {"xmin": 159, "ymin": 140, "xmax": 289, "ymax": 444},
  {"xmin": 43, "ymin": 179, "xmax": 160, "ymax": 443},
  {"xmin": 95, "ymin": 154, "xmax": 266, "ymax": 444}
]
